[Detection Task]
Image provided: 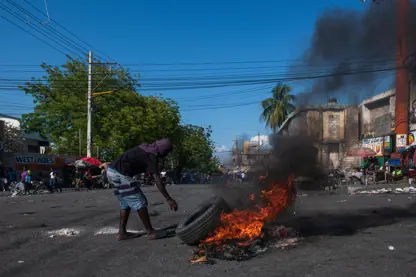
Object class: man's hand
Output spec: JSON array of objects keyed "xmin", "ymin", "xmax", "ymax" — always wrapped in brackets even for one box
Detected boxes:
[
  {"xmin": 167, "ymin": 198, "xmax": 178, "ymax": 211},
  {"xmin": 153, "ymin": 173, "xmax": 178, "ymax": 211}
]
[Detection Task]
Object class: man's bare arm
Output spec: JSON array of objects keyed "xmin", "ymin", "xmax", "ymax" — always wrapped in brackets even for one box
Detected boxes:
[{"xmin": 152, "ymin": 174, "xmax": 172, "ymax": 200}]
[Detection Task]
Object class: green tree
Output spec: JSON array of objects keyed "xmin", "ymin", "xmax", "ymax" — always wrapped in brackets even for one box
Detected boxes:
[
  {"xmin": 20, "ymin": 58, "xmax": 180, "ymax": 160},
  {"xmin": 166, "ymin": 124, "xmax": 219, "ymax": 175},
  {"xmin": 260, "ymin": 83, "xmax": 296, "ymax": 134}
]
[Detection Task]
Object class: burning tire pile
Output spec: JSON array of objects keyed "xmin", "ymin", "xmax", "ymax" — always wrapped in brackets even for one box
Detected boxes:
[{"xmin": 175, "ymin": 177, "xmax": 301, "ymax": 263}]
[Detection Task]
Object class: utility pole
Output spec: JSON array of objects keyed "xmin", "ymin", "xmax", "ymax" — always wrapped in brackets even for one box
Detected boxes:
[
  {"xmin": 79, "ymin": 128, "xmax": 82, "ymax": 157},
  {"xmin": 235, "ymin": 135, "xmax": 239, "ymax": 166},
  {"xmin": 257, "ymin": 131, "xmax": 260, "ymax": 161},
  {"xmin": 87, "ymin": 51, "xmax": 93, "ymax": 157},
  {"xmin": 394, "ymin": 0, "xmax": 410, "ymax": 152},
  {"xmin": 363, "ymin": 0, "xmax": 410, "ymax": 152}
]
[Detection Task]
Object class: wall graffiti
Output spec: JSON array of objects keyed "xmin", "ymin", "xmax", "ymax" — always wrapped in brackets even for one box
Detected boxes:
[{"xmin": 362, "ymin": 137, "xmax": 384, "ymax": 156}]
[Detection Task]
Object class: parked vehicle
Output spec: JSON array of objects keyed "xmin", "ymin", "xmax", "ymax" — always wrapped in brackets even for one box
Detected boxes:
[
  {"xmin": 9, "ymin": 181, "xmax": 23, "ymax": 196},
  {"xmin": 32, "ymin": 180, "xmax": 50, "ymax": 194}
]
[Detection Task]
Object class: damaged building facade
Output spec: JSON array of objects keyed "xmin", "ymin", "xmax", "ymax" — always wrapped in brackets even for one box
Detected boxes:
[
  {"xmin": 278, "ymin": 99, "xmax": 361, "ymax": 170},
  {"xmin": 359, "ymin": 89, "xmax": 396, "ymax": 166}
]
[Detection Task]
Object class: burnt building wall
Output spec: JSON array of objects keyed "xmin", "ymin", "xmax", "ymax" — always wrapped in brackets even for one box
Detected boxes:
[{"xmin": 279, "ymin": 106, "xmax": 359, "ymax": 170}]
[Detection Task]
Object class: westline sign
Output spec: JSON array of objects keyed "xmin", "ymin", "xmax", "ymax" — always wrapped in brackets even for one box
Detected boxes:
[
  {"xmin": 15, "ymin": 155, "xmax": 55, "ymax": 165},
  {"xmin": 15, "ymin": 156, "xmax": 35, "ymax": 164}
]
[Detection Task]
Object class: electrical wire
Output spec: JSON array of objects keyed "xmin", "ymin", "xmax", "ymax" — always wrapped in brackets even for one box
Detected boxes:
[
  {"xmin": 1, "ymin": 0, "xmax": 116, "ymax": 63},
  {"xmin": 0, "ymin": 71, "xmax": 395, "ymax": 115},
  {"xmin": 6, "ymin": 0, "xmax": 88, "ymax": 57},
  {"xmin": 0, "ymin": 61, "xmax": 398, "ymax": 85},
  {"xmin": 22, "ymin": 0, "xmax": 116, "ymax": 62},
  {"xmin": 0, "ymin": 13, "xmax": 68, "ymax": 56},
  {"xmin": 0, "ymin": 2, "xmax": 82, "ymax": 58}
]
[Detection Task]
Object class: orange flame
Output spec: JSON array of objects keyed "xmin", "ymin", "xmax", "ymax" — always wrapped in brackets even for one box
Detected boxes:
[{"xmin": 203, "ymin": 177, "xmax": 293, "ymax": 245}]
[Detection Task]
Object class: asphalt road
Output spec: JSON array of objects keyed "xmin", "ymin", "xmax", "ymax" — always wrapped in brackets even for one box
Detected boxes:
[{"xmin": 1, "ymin": 185, "xmax": 416, "ymax": 277}]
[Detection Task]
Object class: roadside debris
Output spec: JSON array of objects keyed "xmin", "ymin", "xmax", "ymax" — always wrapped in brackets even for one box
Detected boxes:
[
  {"xmin": 47, "ymin": 228, "xmax": 80, "ymax": 237},
  {"xmin": 336, "ymin": 200, "xmax": 347, "ymax": 203},
  {"xmin": 189, "ymin": 253, "xmax": 216, "ymax": 265},
  {"xmin": 190, "ymin": 226, "xmax": 300, "ymax": 263},
  {"xmin": 94, "ymin": 227, "xmax": 146, "ymax": 236},
  {"xmin": 388, "ymin": 245, "xmax": 395, "ymax": 251},
  {"xmin": 18, "ymin": 260, "xmax": 24, "ymax": 264},
  {"xmin": 273, "ymin": 237, "xmax": 302, "ymax": 249},
  {"xmin": 349, "ymin": 186, "xmax": 416, "ymax": 195}
]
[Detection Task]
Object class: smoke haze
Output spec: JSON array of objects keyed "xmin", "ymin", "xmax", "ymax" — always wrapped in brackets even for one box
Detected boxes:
[{"xmin": 296, "ymin": 1, "xmax": 416, "ymax": 104}]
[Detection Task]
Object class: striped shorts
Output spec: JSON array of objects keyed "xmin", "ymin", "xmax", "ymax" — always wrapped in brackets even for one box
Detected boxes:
[{"xmin": 107, "ymin": 167, "xmax": 148, "ymax": 211}]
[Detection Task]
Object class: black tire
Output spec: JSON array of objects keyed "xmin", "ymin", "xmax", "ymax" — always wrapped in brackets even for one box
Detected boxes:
[{"xmin": 175, "ymin": 196, "xmax": 230, "ymax": 245}]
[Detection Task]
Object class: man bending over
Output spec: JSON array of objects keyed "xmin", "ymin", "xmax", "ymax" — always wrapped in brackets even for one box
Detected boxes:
[{"xmin": 105, "ymin": 138, "xmax": 178, "ymax": 241}]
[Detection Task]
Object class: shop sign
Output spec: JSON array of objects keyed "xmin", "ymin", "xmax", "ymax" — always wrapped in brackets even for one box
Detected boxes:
[
  {"xmin": 362, "ymin": 137, "xmax": 383, "ymax": 156},
  {"xmin": 383, "ymin": 136, "xmax": 392, "ymax": 154},
  {"xmin": 15, "ymin": 156, "xmax": 35, "ymax": 164},
  {"xmin": 36, "ymin": 156, "xmax": 55, "ymax": 165},
  {"xmin": 396, "ymin": 134, "xmax": 407, "ymax": 148},
  {"xmin": 409, "ymin": 132, "xmax": 416, "ymax": 145}
]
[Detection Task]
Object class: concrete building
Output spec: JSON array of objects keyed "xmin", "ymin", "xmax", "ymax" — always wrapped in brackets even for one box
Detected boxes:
[
  {"xmin": 240, "ymin": 139, "xmax": 270, "ymax": 166},
  {"xmin": 0, "ymin": 114, "xmax": 50, "ymax": 154},
  {"xmin": 359, "ymin": 89, "xmax": 395, "ymax": 140},
  {"xmin": 277, "ymin": 99, "xmax": 361, "ymax": 170},
  {"xmin": 358, "ymin": 89, "xmax": 395, "ymax": 159}
]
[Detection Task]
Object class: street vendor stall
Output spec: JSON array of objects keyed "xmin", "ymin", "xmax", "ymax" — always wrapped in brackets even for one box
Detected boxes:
[{"xmin": 72, "ymin": 157, "xmax": 105, "ymax": 189}]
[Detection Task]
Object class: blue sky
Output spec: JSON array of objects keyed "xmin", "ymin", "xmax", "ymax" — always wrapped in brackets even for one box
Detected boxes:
[{"xmin": 0, "ymin": 0, "xmax": 368, "ymax": 155}]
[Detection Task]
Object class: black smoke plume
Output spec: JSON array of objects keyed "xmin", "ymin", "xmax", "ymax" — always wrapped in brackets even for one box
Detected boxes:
[
  {"xmin": 296, "ymin": 0, "xmax": 416, "ymax": 104},
  {"xmin": 216, "ymin": 135, "xmax": 323, "ymax": 209}
]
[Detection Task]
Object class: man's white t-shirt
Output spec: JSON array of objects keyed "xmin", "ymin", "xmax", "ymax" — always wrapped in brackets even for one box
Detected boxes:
[
  {"xmin": 241, "ymin": 173, "xmax": 246, "ymax": 179},
  {"xmin": 161, "ymin": 171, "xmax": 167, "ymax": 177},
  {"xmin": 50, "ymin": 172, "xmax": 55, "ymax": 179}
]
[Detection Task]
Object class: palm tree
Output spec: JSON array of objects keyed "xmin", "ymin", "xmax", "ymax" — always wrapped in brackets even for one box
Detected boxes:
[{"xmin": 260, "ymin": 83, "xmax": 296, "ymax": 134}]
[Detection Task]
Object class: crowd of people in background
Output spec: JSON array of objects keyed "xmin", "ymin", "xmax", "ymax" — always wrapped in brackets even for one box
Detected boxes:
[{"xmin": 0, "ymin": 165, "xmax": 60, "ymax": 193}]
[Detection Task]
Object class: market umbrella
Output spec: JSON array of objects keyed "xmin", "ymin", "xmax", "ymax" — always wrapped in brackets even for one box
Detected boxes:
[
  {"xmin": 81, "ymin": 157, "xmax": 102, "ymax": 166},
  {"xmin": 346, "ymin": 147, "xmax": 376, "ymax": 158},
  {"xmin": 74, "ymin": 157, "xmax": 102, "ymax": 168}
]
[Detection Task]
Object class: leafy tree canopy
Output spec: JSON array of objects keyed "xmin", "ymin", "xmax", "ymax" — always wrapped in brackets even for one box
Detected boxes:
[
  {"xmin": 260, "ymin": 83, "xmax": 296, "ymax": 134},
  {"xmin": 20, "ymin": 58, "xmax": 180, "ymax": 160},
  {"xmin": 20, "ymin": 58, "xmax": 219, "ymax": 171},
  {"xmin": 1, "ymin": 121, "xmax": 24, "ymax": 153},
  {"xmin": 166, "ymin": 124, "xmax": 219, "ymax": 173}
]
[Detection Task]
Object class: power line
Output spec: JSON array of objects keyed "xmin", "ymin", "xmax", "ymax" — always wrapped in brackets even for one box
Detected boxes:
[
  {"xmin": 121, "ymin": 56, "xmax": 396, "ymax": 67},
  {"xmin": 0, "ymin": 68, "xmax": 398, "ymax": 94},
  {"xmin": 0, "ymin": 2, "xmax": 81, "ymax": 58},
  {"xmin": 5, "ymin": 0, "xmax": 88, "ymax": 57},
  {"xmin": 22, "ymin": 0, "xmax": 116, "ymax": 62},
  {"xmin": 0, "ymin": 57, "xmax": 396, "ymax": 71},
  {"xmin": 0, "ymin": 71, "xmax": 395, "ymax": 114},
  {"xmin": 1, "ymin": 0, "xmax": 116, "ymax": 63},
  {"xmin": 0, "ymin": 62, "xmax": 398, "ymax": 84}
]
